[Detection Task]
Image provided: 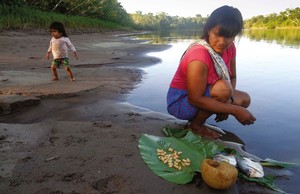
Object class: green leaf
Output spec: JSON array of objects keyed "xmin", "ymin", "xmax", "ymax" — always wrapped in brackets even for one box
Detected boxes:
[
  {"xmin": 141, "ymin": 127, "xmax": 295, "ymax": 193},
  {"xmin": 260, "ymin": 158, "xmax": 300, "ymax": 168},
  {"xmin": 239, "ymin": 173, "xmax": 285, "ymax": 193},
  {"xmin": 161, "ymin": 126, "xmax": 189, "ymax": 138},
  {"xmin": 138, "ymin": 131, "xmax": 224, "ymax": 184}
]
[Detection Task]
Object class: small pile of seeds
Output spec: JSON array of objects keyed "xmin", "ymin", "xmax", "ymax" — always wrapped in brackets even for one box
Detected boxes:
[{"xmin": 157, "ymin": 147, "xmax": 191, "ymax": 170}]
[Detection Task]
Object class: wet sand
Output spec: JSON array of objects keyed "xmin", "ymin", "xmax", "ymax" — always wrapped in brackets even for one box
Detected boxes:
[{"xmin": 0, "ymin": 31, "xmax": 277, "ymax": 194}]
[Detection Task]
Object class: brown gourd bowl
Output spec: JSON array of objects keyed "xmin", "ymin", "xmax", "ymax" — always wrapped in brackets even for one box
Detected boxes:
[{"xmin": 201, "ymin": 159, "xmax": 238, "ymax": 190}]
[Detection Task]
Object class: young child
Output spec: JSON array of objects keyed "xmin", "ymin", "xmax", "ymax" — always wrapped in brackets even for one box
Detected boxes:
[{"xmin": 45, "ymin": 21, "xmax": 78, "ymax": 81}]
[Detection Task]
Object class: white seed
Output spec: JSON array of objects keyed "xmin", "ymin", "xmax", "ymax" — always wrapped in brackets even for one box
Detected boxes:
[{"xmin": 157, "ymin": 147, "xmax": 191, "ymax": 171}]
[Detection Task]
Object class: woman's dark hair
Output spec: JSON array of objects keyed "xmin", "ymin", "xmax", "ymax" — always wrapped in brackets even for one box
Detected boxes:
[
  {"xmin": 49, "ymin": 21, "xmax": 68, "ymax": 37},
  {"xmin": 201, "ymin": 5, "xmax": 243, "ymax": 39}
]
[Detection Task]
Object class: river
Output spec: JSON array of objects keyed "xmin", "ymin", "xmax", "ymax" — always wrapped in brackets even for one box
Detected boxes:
[{"xmin": 127, "ymin": 29, "xmax": 300, "ymax": 193}]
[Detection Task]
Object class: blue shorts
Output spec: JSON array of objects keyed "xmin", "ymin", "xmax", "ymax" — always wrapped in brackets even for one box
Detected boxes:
[{"xmin": 167, "ymin": 86, "xmax": 210, "ymax": 120}]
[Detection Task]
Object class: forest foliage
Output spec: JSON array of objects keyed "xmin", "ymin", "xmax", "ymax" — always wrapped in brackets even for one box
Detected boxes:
[
  {"xmin": 0, "ymin": 0, "xmax": 134, "ymax": 31},
  {"xmin": 244, "ymin": 7, "xmax": 300, "ymax": 29},
  {"xmin": 0, "ymin": 0, "xmax": 299, "ymax": 31},
  {"xmin": 1, "ymin": 0, "xmax": 132, "ymax": 25},
  {"xmin": 131, "ymin": 7, "xmax": 300, "ymax": 30},
  {"xmin": 130, "ymin": 11, "xmax": 206, "ymax": 30}
]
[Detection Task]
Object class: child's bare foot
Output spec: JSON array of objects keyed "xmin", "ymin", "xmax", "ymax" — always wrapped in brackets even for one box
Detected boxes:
[
  {"xmin": 70, "ymin": 78, "xmax": 75, "ymax": 82},
  {"xmin": 187, "ymin": 123, "xmax": 221, "ymax": 139},
  {"xmin": 51, "ymin": 78, "xmax": 59, "ymax": 81}
]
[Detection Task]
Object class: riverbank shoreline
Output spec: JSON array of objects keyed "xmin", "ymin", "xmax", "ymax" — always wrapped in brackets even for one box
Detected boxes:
[{"xmin": 0, "ymin": 31, "xmax": 277, "ymax": 194}]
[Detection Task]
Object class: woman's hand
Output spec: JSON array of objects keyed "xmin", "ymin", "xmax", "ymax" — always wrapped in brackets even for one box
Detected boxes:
[
  {"xmin": 215, "ymin": 113, "xmax": 229, "ymax": 122},
  {"xmin": 233, "ymin": 107, "xmax": 256, "ymax": 125}
]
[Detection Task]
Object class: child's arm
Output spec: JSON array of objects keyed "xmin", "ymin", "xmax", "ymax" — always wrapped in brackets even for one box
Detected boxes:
[
  {"xmin": 73, "ymin": 51, "xmax": 78, "ymax": 60},
  {"xmin": 45, "ymin": 51, "xmax": 51, "ymax": 59},
  {"xmin": 65, "ymin": 37, "xmax": 78, "ymax": 60},
  {"xmin": 46, "ymin": 40, "xmax": 52, "ymax": 59}
]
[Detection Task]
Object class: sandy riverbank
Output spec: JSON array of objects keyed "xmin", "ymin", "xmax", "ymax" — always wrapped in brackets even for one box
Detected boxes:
[{"xmin": 0, "ymin": 31, "xmax": 276, "ymax": 194}]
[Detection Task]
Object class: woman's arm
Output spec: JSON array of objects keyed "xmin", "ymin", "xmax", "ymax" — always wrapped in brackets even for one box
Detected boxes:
[
  {"xmin": 187, "ymin": 60, "xmax": 256, "ymax": 125},
  {"xmin": 187, "ymin": 60, "xmax": 231, "ymax": 113},
  {"xmin": 230, "ymin": 57, "xmax": 237, "ymax": 90}
]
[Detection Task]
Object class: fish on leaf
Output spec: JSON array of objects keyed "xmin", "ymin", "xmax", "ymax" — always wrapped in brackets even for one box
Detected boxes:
[{"xmin": 237, "ymin": 157, "xmax": 264, "ymax": 178}]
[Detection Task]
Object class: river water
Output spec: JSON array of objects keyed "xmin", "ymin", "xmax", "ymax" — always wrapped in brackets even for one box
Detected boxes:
[{"xmin": 127, "ymin": 29, "xmax": 300, "ymax": 193}]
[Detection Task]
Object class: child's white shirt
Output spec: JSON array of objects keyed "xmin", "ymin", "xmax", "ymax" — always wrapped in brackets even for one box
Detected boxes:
[{"xmin": 48, "ymin": 37, "xmax": 76, "ymax": 59}]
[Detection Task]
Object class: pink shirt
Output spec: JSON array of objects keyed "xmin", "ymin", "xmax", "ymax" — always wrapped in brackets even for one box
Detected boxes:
[{"xmin": 170, "ymin": 43, "xmax": 236, "ymax": 89}]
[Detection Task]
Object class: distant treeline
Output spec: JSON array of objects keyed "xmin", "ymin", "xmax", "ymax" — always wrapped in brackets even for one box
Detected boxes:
[
  {"xmin": 244, "ymin": 8, "xmax": 300, "ymax": 29},
  {"xmin": 130, "ymin": 11, "xmax": 206, "ymax": 30},
  {"xmin": 0, "ymin": 0, "xmax": 299, "ymax": 31},
  {"xmin": 131, "ymin": 8, "xmax": 300, "ymax": 30}
]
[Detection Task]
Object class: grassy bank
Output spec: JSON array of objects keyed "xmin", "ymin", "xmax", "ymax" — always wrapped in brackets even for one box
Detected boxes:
[{"xmin": 0, "ymin": 5, "xmax": 132, "ymax": 32}]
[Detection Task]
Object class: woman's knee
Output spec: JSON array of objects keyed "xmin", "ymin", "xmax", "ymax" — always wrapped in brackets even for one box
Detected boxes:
[
  {"xmin": 244, "ymin": 93, "xmax": 251, "ymax": 107},
  {"xmin": 210, "ymin": 79, "xmax": 233, "ymax": 102},
  {"xmin": 234, "ymin": 90, "xmax": 251, "ymax": 108}
]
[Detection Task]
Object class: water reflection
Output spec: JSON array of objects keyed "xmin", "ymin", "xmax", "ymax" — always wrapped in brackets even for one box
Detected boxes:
[
  {"xmin": 243, "ymin": 29, "xmax": 300, "ymax": 48},
  {"xmin": 136, "ymin": 29, "xmax": 203, "ymax": 44},
  {"xmin": 137, "ymin": 29, "xmax": 300, "ymax": 48},
  {"xmin": 127, "ymin": 29, "xmax": 300, "ymax": 193}
]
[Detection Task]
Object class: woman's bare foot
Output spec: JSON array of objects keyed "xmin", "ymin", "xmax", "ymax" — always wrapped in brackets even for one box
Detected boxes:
[{"xmin": 187, "ymin": 123, "xmax": 221, "ymax": 139}]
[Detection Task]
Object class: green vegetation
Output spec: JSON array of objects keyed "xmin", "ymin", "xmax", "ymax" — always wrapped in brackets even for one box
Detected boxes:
[
  {"xmin": 131, "ymin": 8, "xmax": 300, "ymax": 30},
  {"xmin": 0, "ymin": 5, "xmax": 130, "ymax": 31},
  {"xmin": 0, "ymin": 1, "xmax": 299, "ymax": 32},
  {"xmin": 130, "ymin": 11, "xmax": 206, "ymax": 30},
  {"xmin": 244, "ymin": 8, "xmax": 300, "ymax": 29},
  {"xmin": 0, "ymin": 0, "xmax": 134, "ymax": 31}
]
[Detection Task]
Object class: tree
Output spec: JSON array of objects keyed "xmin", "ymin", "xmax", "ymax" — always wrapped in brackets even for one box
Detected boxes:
[{"xmin": 244, "ymin": 7, "xmax": 300, "ymax": 29}]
